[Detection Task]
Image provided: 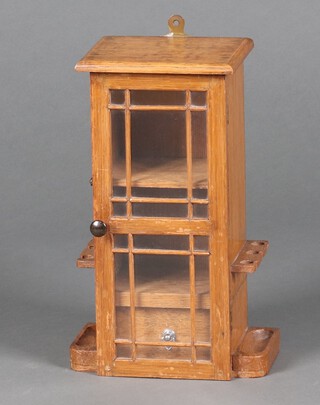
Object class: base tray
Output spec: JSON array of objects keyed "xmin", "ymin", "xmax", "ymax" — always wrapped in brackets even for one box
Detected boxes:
[
  {"xmin": 232, "ymin": 327, "xmax": 280, "ymax": 378},
  {"xmin": 70, "ymin": 324, "xmax": 280, "ymax": 378},
  {"xmin": 70, "ymin": 323, "xmax": 96, "ymax": 372}
]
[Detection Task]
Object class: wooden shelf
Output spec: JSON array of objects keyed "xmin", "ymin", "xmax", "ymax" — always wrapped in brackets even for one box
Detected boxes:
[
  {"xmin": 113, "ymin": 158, "xmax": 207, "ymax": 189},
  {"xmin": 231, "ymin": 240, "xmax": 269, "ymax": 273},
  {"xmin": 115, "ymin": 264, "xmax": 210, "ymax": 309}
]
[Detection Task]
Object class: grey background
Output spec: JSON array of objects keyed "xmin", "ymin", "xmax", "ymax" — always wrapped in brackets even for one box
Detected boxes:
[{"xmin": 1, "ymin": 0, "xmax": 320, "ymax": 403}]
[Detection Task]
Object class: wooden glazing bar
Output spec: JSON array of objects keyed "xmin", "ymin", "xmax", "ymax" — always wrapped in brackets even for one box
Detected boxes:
[
  {"xmin": 111, "ymin": 197, "xmax": 188, "ymax": 204},
  {"xmin": 191, "ymin": 199, "xmax": 209, "ymax": 205},
  {"xmin": 128, "ymin": 233, "xmax": 136, "ymax": 360},
  {"xmin": 194, "ymin": 342, "xmax": 211, "ymax": 348},
  {"xmin": 112, "ymin": 247, "xmax": 209, "ymax": 256},
  {"xmin": 114, "ymin": 339, "xmax": 211, "ymax": 348},
  {"xmin": 115, "ymin": 338, "xmax": 132, "ymax": 345},
  {"xmin": 131, "ymin": 105, "xmax": 207, "ymax": 111},
  {"xmin": 186, "ymin": 90, "xmax": 193, "ymax": 218},
  {"xmin": 110, "ymin": 218, "xmax": 211, "ymax": 235},
  {"xmin": 133, "ymin": 248, "xmax": 191, "ymax": 256},
  {"xmin": 189, "ymin": 235, "xmax": 196, "ymax": 363},
  {"xmin": 77, "ymin": 240, "xmax": 211, "ymax": 268},
  {"xmin": 112, "ymin": 196, "xmax": 209, "ymax": 204},
  {"xmin": 132, "ymin": 197, "xmax": 187, "ymax": 204},
  {"xmin": 136, "ymin": 341, "xmax": 192, "ymax": 348},
  {"xmin": 108, "ymin": 104, "xmax": 207, "ymax": 111},
  {"xmin": 112, "ymin": 248, "xmax": 128, "ymax": 254},
  {"xmin": 125, "ymin": 89, "xmax": 132, "ymax": 217}
]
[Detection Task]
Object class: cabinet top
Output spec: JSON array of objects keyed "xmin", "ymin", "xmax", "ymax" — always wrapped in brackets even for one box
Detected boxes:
[{"xmin": 75, "ymin": 36, "xmax": 253, "ymax": 75}]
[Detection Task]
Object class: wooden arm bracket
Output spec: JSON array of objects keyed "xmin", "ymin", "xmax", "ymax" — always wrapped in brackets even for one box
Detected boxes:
[
  {"xmin": 77, "ymin": 239, "xmax": 94, "ymax": 269},
  {"xmin": 231, "ymin": 240, "xmax": 269, "ymax": 274}
]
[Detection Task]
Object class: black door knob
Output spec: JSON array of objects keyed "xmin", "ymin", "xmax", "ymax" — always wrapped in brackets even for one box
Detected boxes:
[{"xmin": 90, "ymin": 220, "xmax": 108, "ymax": 237}]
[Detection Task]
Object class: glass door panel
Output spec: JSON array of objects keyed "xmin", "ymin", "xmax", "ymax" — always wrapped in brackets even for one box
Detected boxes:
[
  {"xmin": 109, "ymin": 89, "xmax": 208, "ymax": 219},
  {"xmin": 131, "ymin": 109, "xmax": 187, "ymax": 191},
  {"xmin": 109, "ymin": 86, "xmax": 211, "ymax": 364},
  {"xmin": 113, "ymin": 233, "xmax": 211, "ymax": 362}
]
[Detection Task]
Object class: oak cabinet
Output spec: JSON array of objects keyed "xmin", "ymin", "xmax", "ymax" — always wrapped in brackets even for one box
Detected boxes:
[{"xmin": 70, "ymin": 16, "xmax": 279, "ymax": 380}]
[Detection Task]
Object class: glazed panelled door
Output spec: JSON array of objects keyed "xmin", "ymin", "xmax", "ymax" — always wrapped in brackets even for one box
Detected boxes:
[{"xmin": 91, "ymin": 74, "xmax": 230, "ymax": 379}]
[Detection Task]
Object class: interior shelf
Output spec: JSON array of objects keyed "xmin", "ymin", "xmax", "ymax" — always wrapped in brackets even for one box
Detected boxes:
[
  {"xmin": 77, "ymin": 240, "xmax": 210, "ymax": 309},
  {"xmin": 113, "ymin": 158, "xmax": 207, "ymax": 189},
  {"xmin": 115, "ymin": 264, "xmax": 210, "ymax": 309}
]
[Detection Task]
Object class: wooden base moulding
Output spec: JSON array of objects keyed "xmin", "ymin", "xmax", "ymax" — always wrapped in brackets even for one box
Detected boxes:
[{"xmin": 70, "ymin": 323, "xmax": 280, "ymax": 378}]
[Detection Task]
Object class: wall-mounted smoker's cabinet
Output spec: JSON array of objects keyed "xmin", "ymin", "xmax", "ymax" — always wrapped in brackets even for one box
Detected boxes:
[{"xmin": 70, "ymin": 16, "xmax": 280, "ymax": 380}]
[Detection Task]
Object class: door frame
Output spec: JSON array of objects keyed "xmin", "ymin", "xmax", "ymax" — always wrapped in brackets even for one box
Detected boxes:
[{"xmin": 90, "ymin": 73, "xmax": 231, "ymax": 379}]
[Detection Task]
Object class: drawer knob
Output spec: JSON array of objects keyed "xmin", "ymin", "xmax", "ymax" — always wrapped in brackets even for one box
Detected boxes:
[
  {"xmin": 161, "ymin": 328, "xmax": 176, "ymax": 351},
  {"xmin": 90, "ymin": 220, "xmax": 108, "ymax": 237}
]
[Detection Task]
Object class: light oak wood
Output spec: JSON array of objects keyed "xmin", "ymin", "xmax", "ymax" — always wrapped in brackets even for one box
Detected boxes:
[
  {"xmin": 231, "ymin": 240, "xmax": 269, "ymax": 273},
  {"xmin": 233, "ymin": 328, "xmax": 280, "ymax": 378},
  {"xmin": 91, "ymin": 73, "xmax": 115, "ymax": 376},
  {"xmin": 208, "ymin": 77, "xmax": 231, "ymax": 379},
  {"xmin": 225, "ymin": 65, "xmax": 248, "ymax": 355},
  {"xmin": 71, "ymin": 19, "xmax": 279, "ymax": 380},
  {"xmin": 76, "ymin": 239, "xmax": 94, "ymax": 268},
  {"xmin": 230, "ymin": 281, "xmax": 248, "ymax": 354},
  {"xmin": 75, "ymin": 36, "xmax": 253, "ymax": 75},
  {"xmin": 70, "ymin": 323, "xmax": 96, "ymax": 372},
  {"xmin": 70, "ymin": 324, "xmax": 280, "ymax": 379}
]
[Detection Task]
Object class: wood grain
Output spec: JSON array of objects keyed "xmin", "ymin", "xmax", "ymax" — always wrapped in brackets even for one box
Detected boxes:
[
  {"xmin": 208, "ymin": 77, "xmax": 231, "ymax": 379},
  {"xmin": 70, "ymin": 323, "xmax": 280, "ymax": 378},
  {"xmin": 232, "ymin": 327, "xmax": 280, "ymax": 378},
  {"xmin": 225, "ymin": 64, "xmax": 248, "ymax": 356},
  {"xmin": 71, "ymin": 29, "xmax": 280, "ymax": 379},
  {"xmin": 90, "ymin": 73, "xmax": 115, "ymax": 376},
  {"xmin": 75, "ymin": 36, "xmax": 253, "ymax": 75},
  {"xmin": 70, "ymin": 323, "xmax": 96, "ymax": 372}
]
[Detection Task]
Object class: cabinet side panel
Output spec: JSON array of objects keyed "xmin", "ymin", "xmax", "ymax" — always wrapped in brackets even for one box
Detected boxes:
[
  {"xmin": 230, "ymin": 281, "xmax": 248, "ymax": 354},
  {"xmin": 226, "ymin": 64, "xmax": 248, "ymax": 353},
  {"xmin": 91, "ymin": 73, "xmax": 115, "ymax": 375},
  {"xmin": 208, "ymin": 77, "xmax": 231, "ymax": 380}
]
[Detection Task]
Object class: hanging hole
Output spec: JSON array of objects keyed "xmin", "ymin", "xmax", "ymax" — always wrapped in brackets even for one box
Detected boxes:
[
  {"xmin": 240, "ymin": 260, "xmax": 255, "ymax": 265},
  {"xmin": 246, "ymin": 250, "xmax": 262, "ymax": 255},
  {"xmin": 251, "ymin": 241, "xmax": 266, "ymax": 246},
  {"xmin": 167, "ymin": 15, "xmax": 186, "ymax": 36}
]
